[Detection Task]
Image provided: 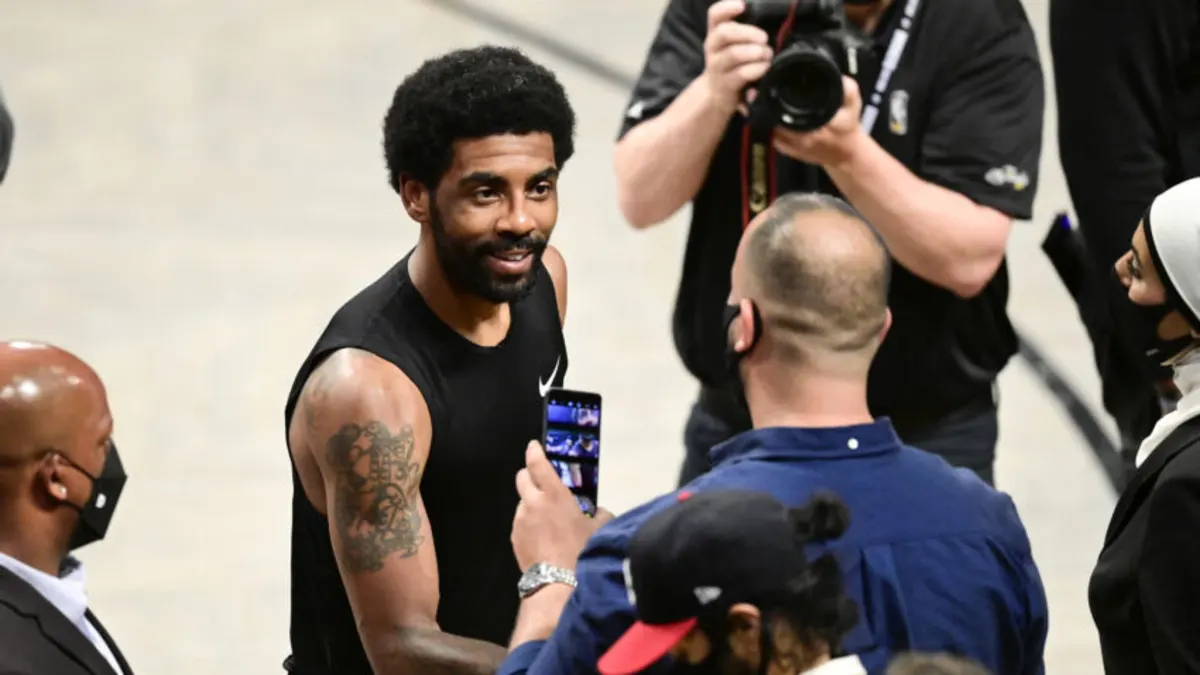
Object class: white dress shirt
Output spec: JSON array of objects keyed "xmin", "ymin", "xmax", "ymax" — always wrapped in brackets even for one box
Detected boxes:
[{"xmin": 0, "ymin": 552, "xmax": 123, "ymax": 675}]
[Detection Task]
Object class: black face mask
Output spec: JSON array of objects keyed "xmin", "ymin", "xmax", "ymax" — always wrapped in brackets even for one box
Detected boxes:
[
  {"xmin": 61, "ymin": 444, "xmax": 128, "ymax": 551},
  {"xmin": 722, "ymin": 302, "xmax": 764, "ymax": 398}
]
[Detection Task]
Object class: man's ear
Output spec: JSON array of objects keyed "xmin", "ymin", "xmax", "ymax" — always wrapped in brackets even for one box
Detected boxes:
[
  {"xmin": 399, "ymin": 175, "xmax": 431, "ymax": 224},
  {"xmin": 726, "ymin": 604, "xmax": 763, "ymax": 663},
  {"xmin": 735, "ymin": 298, "xmax": 757, "ymax": 353},
  {"xmin": 880, "ymin": 307, "xmax": 893, "ymax": 342},
  {"xmin": 37, "ymin": 454, "xmax": 71, "ymax": 506}
]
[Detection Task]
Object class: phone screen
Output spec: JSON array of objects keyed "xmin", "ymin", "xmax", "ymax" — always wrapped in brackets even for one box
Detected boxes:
[{"xmin": 542, "ymin": 388, "xmax": 601, "ymax": 516}]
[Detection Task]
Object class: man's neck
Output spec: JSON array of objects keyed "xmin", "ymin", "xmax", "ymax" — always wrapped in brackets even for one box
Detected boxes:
[
  {"xmin": 846, "ymin": 0, "xmax": 895, "ymax": 34},
  {"xmin": 408, "ymin": 238, "xmax": 511, "ymax": 346},
  {"xmin": 745, "ymin": 373, "xmax": 873, "ymax": 430},
  {"xmin": 0, "ymin": 535, "xmax": 62, "ymax": 577}
]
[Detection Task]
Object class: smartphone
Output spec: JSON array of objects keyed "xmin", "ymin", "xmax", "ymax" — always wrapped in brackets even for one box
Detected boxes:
[{"xmin": 542, "ymin": 388, "xmax": 602, "ymax": 516}]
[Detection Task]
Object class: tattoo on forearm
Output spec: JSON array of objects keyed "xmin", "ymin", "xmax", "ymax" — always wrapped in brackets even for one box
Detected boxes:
[{"xmin": 326, "ymin": 421, "xmax": 424, "ymax": 572}]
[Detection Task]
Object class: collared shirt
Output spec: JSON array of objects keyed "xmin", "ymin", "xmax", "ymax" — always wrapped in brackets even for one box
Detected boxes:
[
  {"xmin": 0, "ymin": 552, "xmax": 123, "ymax": 675},
  {"xmin": 498, "ymin": 421, "xmax": 1047, "ymax": 675}
]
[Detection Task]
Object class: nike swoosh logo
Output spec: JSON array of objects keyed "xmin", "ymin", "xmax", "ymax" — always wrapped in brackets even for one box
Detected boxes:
[{"xmin": 538, "ymin": 356, "xmax": 561, "ymax": 398}]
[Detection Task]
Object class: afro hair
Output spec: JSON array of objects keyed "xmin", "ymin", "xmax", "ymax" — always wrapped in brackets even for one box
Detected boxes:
[{"xmin": 382, "ymin": 45, "xmax": 576, "ymax": 193}]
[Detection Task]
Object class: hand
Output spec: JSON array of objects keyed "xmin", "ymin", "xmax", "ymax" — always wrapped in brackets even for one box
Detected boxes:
[
  {"xmin": 772, "ymin": 76, "xmax": 868, "ymax": 167},
  {"xmin": 701, "ymin": 0, "xmax": 773, "ymax": 111},
  {"xmin": 512, "ymin": 441, "xmax": 613, "ymax": 572}
]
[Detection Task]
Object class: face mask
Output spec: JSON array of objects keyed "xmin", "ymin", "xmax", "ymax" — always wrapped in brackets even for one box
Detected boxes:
[
  {"xmin": 61, "ymin": 444, "xmax": 128, "ymax": 551},
  {"xmin": 722, "ymin": 302, "xmax": 763, "ymax": 399}
]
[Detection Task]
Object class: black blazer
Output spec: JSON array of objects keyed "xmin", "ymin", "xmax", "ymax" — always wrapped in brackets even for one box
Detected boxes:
[
  {"xmin": 1090, "ymin": 414, "xmax": 1200, "ymax": 675},
  {"xmin": 0, "ymin": 565, "xmax": 132, "ymax": 675}
]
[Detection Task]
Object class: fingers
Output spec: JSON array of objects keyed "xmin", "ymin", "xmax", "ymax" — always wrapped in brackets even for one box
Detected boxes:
[
  {"xmin": 515, "ymin": 466, "xmax": 536, "ymax": 500},
  {"xmin": 842, "ymin": 76, "xmax": 860, "ymax": 106},
  {"xmin": 707, "ymin": 20, "xmax": 770, "ymax": 53},
  {"xmin": 707, "ymin": 40, "xmax": 773, "ymax": 77},
  {"xmin": 525, "ymin": 440, "xmax": 561, "ymax": 491},
  {"xmin": 707, "ymin": 0, "xmax": 747, "ymax": 32}
]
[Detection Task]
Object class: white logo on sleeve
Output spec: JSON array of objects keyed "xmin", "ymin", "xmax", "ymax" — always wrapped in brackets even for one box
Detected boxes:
[
  {"xmin": 538, "ymin": 356, "xmax": 561, "ymax": 398},
  {"xmin": 626, "ymin": 100, "xmax": 646, "ymax": 120},
  {"xmin": 95, "ymin": 494, "xmax": 107, "ymax": 509},
  {"xmin": 984, "ymin": 165, "xmax": 1030, "ymax": 192}
]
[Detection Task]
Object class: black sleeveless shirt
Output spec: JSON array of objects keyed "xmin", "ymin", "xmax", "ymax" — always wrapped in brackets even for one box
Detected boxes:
[{"xmin": 282, "ymin": 253, "xmax": 567, "ymax": 674}]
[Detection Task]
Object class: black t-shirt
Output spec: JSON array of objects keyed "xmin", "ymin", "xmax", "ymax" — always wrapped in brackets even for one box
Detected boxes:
[
  {"xmin": 619, "ymin": 0, "xmax": 1044, "ymax": 428},
  {"xmin": 282, "ymin": 256, "xmax": 567, "ymax": 674}
]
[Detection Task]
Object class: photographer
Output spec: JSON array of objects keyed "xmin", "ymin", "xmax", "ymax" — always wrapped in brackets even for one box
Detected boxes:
[{"xmin": 615, "ymin": 0, "xmax": 1044, "ymax": 485}]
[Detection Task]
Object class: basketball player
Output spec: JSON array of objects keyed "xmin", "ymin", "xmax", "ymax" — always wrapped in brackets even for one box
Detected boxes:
[{"xmin": 282, "ymin": 46, "xmax": 578, "ymax": 675}]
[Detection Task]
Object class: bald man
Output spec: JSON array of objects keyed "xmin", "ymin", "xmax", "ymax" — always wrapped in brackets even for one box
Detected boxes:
[
  {"xmin": 0, "ymin": 341, "xmax": 131, "ymax": 675},
  {"xmin": 498, "ymin": 193, "xmax": 1047, "ymax": 675}
]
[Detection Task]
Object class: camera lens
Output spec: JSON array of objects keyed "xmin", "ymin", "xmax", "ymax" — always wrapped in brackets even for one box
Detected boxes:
[{"xmin": 764, "ymin": 43, "xmax": 845, "ymax": 131}]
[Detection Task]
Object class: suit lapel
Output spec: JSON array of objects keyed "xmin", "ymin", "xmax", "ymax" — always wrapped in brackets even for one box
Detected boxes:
[
  {"xmin": 86, "ymin": 610, "xmax": 131, "ymax": 675},
  {"xmin": 0, "ymin": 567, "xmax": 119, "ymax": 675},
  {"xmin": 1104, "ymin": 416, "xmax": 1200, "ymax": 547}
]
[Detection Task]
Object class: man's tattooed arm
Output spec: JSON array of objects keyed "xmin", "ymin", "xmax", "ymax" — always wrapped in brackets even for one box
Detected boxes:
[
  {"xmin": 326, "ymin": 420, "xmax": 425, "ymax": 572},
  {"xmin": 304, "ymin": 352, "xmax": 506, "ymax": 675}
]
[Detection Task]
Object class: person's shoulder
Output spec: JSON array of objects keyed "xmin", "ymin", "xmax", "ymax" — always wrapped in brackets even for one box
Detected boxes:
[
  {"xmin": 588, "ymin": 491, "xmax": 691, "ymax": 551},
  {"xmin": 895, "ymin": 444, "xmax": 1024, "ymax": 518},
  {"xmin": 1155, "ymin": 423, "xmax": 1200, "ymax": 479},
  {"xmin": 921, "ymin": 0, "xmax": 1035, "ymax": 55},
  {"xmin": 926, "ymin": 0, "xmax": 1032, "ymax": 30}
]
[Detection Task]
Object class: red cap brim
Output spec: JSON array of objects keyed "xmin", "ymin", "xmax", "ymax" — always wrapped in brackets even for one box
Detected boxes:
[{"xmin": 597, "ymin": 618, "xmax": 698, "ymax": 675}]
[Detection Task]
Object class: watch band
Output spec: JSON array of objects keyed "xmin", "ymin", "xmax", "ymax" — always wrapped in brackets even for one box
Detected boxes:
[{"xmin": 517, "ymin": 562, "xmax": 577, "ymax": 599}]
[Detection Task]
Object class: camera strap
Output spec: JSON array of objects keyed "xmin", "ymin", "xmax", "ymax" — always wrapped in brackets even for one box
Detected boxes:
[{"xmin": 740, "ymin": 0, "xmax": 923, "ymax": 229}]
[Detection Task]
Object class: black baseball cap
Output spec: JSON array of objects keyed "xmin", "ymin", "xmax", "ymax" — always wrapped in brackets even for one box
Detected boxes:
[{"xmin": 598, "ymin": 489, "xmax": 821, "ymax": 675}]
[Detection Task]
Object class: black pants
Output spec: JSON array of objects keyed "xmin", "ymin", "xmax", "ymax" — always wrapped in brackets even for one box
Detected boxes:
[{"xmin": 679, "ymin": 386, "xmax": 999, "ymax": 487}]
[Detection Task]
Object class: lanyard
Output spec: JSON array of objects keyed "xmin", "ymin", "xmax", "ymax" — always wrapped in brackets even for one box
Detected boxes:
[{"xmin": 742, "ymin": 0, "xmax": 923, "ymax": 228}]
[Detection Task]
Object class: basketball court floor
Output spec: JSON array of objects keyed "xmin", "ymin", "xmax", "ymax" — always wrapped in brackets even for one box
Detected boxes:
[{"xmin": 0, "ymin": 0, "xmax": 1114, "ymax": 672}]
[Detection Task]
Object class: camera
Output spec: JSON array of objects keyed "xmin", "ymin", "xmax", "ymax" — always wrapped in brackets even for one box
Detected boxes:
[{"xmin": 739, "ymin": 0, "xmax": 875, "ymax": 131}]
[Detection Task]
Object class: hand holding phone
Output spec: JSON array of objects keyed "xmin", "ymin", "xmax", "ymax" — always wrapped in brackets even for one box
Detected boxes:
[{"xmin": 542, "ymin": 388, "xmax": 602, "ymax": 515}]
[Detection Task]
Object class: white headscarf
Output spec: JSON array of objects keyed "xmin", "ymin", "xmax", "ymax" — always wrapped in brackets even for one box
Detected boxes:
[{"xmin": 1133, "ymin": 178, "xmax": 1200, "ymax": 467}]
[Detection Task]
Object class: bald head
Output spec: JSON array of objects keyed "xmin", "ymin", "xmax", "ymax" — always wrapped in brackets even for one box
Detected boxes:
[
  {"xmin": 737, "ymin": 193, "xmax": 890, "ymax": 363},
  {"xmin": 0, "ymin": 341, "xmax": 109, "ymax": 469}
]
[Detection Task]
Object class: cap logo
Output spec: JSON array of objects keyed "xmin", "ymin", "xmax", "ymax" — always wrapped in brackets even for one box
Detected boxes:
[
  {"xmin": 694, "ymin": 586, "xmax": 722, "ymax": 605},
  {"xmin": 622, "ymin": 558, "xmax": 638, "ymax": 606},
  {"xmin": 677, "ymin": 491, "xmax": 692, "ymax": 502}
]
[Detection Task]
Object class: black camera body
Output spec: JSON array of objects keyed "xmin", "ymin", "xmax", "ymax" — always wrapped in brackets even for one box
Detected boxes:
[{"xmin": 739, "ymin": 0, "xmax": 876, "ymax": 131}]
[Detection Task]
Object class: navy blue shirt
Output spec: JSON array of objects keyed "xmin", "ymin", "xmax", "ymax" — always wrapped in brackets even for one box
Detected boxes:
[{"xmin": 498, "ymin": 420, "xmax": 1048, "ymax": 675}]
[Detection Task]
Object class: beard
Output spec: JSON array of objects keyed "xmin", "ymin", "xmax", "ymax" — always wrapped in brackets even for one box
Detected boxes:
[{"xmin": 429, "ymin": 201, "xmax": 547, "ymax": 304}]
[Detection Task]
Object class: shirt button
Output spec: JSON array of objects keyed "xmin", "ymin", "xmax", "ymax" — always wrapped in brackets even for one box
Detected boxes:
[{"xmin": 847, "ymin": 438, "xmax": 859, "ymax": 450}]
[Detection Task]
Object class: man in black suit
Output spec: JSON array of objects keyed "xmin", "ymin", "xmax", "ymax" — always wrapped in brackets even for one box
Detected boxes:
[{"xmin": 0, "ymin": 341, "xmax": 131, "ymax": 675}]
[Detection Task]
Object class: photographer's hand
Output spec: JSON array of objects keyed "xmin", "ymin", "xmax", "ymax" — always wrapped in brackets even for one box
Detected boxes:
[
  {"xmin": 701, "ymin": 0, "xmax": 773, "ymax": 111},
  {"xmin": 772, "ymin": 76, "xmax": 868, "ymax": 167}
]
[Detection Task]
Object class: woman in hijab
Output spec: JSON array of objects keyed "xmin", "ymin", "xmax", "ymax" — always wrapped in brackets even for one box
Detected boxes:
[{"xmin": 1089, "ymin": 176, "xmax": 1200, "ymax": 675}]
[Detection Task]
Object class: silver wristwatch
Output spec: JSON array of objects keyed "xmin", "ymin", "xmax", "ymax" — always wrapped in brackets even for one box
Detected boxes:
[{"xmin": 517, "ymin": 562, "xmax": 577, "ymax": 599}]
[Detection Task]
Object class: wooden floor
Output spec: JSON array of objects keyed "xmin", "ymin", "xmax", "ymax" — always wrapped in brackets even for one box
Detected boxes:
[{"xmin": 0, "ymin": 1, "xmax": 1113, "ymax": 672}]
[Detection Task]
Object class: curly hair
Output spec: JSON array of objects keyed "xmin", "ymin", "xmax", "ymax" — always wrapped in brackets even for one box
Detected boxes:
[
  {"xmin": 773, "ymin": 493, "xmax": 860, "ymax": 650},
  {"xmin": 382, "ymin": 45, "xmax": 576, "ymax": 193}
]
